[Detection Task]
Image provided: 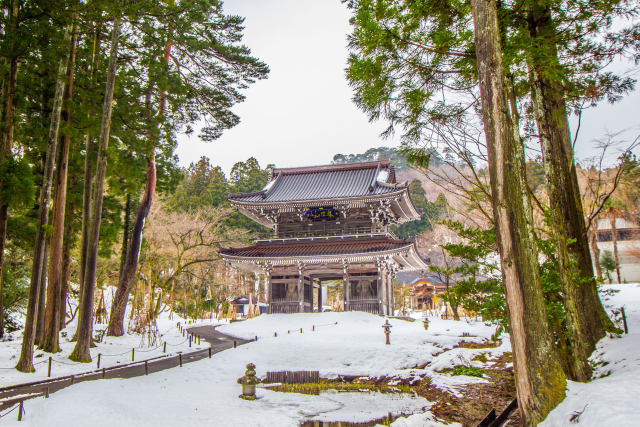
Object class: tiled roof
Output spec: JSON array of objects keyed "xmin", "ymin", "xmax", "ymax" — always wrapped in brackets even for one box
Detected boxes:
[
  {"xmin": 228, "ymin": 160, "xmax": 405, "ymax": 204},
  {"xmin": 220, "ymin": 235, "xmax": 413, "ymax": 259}
]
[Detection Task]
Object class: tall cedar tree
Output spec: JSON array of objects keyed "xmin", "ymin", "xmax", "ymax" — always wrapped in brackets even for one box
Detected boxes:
[
  {"xmin": 69, "ymin": 15, "xmax": 121, "ymax": 363},
  {"xmin": 107, "ymin": 1, "xmax": 268, "ymax": 336},
  {"xmin": 344, "ymin": 0, "xmax": 635, "ymax": 381},
  {"xmin": 0, "ymin": 0, "xmax": 19, "ymax": 338},
  {"xmin": 470, "ymin": 0, "xmax": 566, "ymax": 422},
  {"xmin": 41, "ymin": 8, "xmax": 79, "ymax": 353},
  {"xmin": 16, "ymin": 21, "xmax": 73, "ymax": 372}
]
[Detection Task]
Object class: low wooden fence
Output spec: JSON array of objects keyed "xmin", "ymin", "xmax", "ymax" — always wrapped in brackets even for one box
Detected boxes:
[{"xmin": 265, "ymin": 370, "xmax": 320, "ymax": 384}]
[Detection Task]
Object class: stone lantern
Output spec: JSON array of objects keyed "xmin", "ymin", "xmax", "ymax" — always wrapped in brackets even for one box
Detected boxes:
[
  {"xmin": 423, "ymin": 317, "xmax": 430, "ymax": 330},
  {"xmin": 238, "ymin": 363, "xmax": 261, "ymax": 400},
  {"xmin": 382, "ymin": 319, "xmax": 392, "ymax": 345}
]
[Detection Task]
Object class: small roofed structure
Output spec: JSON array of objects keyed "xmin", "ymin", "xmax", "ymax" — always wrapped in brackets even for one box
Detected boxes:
[
  {"xmin": 594, "ymin": 207, "xmax": 640, "ymax": 282},
  {"xmin": 397, "ymin": 271, "xmax": 447, "ymax": 311},
  {"xmin": 220, "ymin": 160, "xmax": 429, "ymax": 315}
]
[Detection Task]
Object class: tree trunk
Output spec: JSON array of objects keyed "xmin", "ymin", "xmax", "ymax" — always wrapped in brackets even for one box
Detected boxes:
[
  {"xmin": 118, "ymin": 192, "xmax": 132, "ymax": 279},
  {"xmin": 77, "ymin": 22, "xmax": 102, "ymax": 315},
  {"xmin": 15, "ymin": 24, "xmax": 71, "ymax": 372},
  {"xmin": 610, "ymin": 213, "xmax": 621, "ymax": 283},
  {"xmin": 0, "ymin": 0, "xmax": 19, "ymax": 339},
  {"xmin": 108, "ymin": 40, "xmax": 169, "ymax": 336},
  {"xmin": 527, "ymin": 3, "xmax": 613, "ymax": 381},
  {"xmin": 107, "ymin": 155, "xmax": 156, "ymax": 336},
  {"xmin": 60, "ymin": 204, "xmax": 74, "ymax": 330},
  {"xmin": 42, "ymin": 19, "xmax": 78, "ymax": 353},
  {"xmin": 35, "ymin": 242, "xmax": 48, "ymax": 347},
  {"xmin": 470, "ymin": 0, "xmax": 566, "ymax": 423},
  {"xmin": 70, "ymin": 17, "xmax": 121, "ymax": 363}
]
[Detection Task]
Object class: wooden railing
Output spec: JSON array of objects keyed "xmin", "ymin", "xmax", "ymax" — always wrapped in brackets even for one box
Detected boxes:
[
  {"xmin": 346, "ymin": 299, "xmax": 381, "ymax": 314},
  {"xmin": 270, "ymin": 301, "xmax": 313, "ymax": 314}
]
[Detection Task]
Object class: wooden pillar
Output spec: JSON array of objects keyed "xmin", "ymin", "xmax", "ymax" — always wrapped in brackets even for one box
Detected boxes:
[
  {"xmin": 265, "ymin": 266, "xmax": 272, "ymax": 314},
  {"xmin": 388, "ymin": 269, "xmax": 394, "ymax": 316},
  {"xmin": 317, "ymin": 279, "xmax": 323, "ymax": 312},
  {"xmin": 381, "ymin": 265, "xmax": 388, "ymax": 315},
  {"xmin": 297, "ymin": 274, "xmax": 303, "ymax": 312},
  {"xmin": 343, "ymin": 268, "xmax": 350, "ymax": 311}
]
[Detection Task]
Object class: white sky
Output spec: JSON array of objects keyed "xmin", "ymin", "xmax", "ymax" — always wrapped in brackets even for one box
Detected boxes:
[{"xmin": 175, "ymin": 0, "xmax": 640, "ymax": 174}]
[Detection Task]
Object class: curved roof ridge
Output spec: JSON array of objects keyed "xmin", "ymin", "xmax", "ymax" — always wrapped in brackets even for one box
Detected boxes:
[{"xmin": 272, "ymin": 160, "xmax": 392, "ymax": 176}]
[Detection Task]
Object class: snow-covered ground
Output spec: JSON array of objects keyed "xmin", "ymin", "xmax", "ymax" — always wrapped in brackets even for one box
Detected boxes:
[
  {"xmin": 2, "ymin": 284, "xmax": 637, "ymax": 426},
  {"xmin": 0, "ymin": 311, "xmax": 502, "ymax": 426},
  {"xmin": 542, "ymin": 284, "xmax": 640, "ymax": 426},
  {"xmin": 0, "ymin": 290, "xmax": 211, "ymax": 387}
]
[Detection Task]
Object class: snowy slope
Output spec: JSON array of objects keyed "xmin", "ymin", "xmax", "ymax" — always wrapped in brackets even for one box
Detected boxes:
[{"xmin": 542, "ymin": 284, "xmax": 640, "ymax": 426}]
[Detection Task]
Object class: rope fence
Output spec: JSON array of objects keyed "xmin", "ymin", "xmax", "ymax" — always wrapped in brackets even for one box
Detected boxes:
[
  {"xmin": 0, "ymin": 402, "xmax": 20, "ymax": 420},
  {"xmin": 1, "ymin": 319, "xmax": 344, "ymax": 421},
  {"xmin": 0, "ymin": 321, "xmax": 205, "ymax": 377}
]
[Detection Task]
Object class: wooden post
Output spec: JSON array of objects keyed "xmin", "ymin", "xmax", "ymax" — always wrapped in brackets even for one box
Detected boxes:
[
  {"xmin": 179, "ymin": 353, "xmax": 182, "ymax": 367},
  {"xmin": 102, "ymin": 368, "xmax": 105, "ymax": 379},
  {"xmin": 97, "ymin": 353, "xmax": 101, "ymax": 369},
  {"xmin": 377, "ymin": 263, "xmax": 387, "ymax": 314},
  {"xmin": 274, "ymin": 332, "xmax": 277, "ymax": 337},
  {"xmin": 300, "ymin": 328, "xmax": 302, "ymax": 333},
  {"xmin": 18, "ymin": 401, "xmax": 23, "ymax": 421},
  {"xmin": 48, "ymin": 357, "xmax": 52, "ymax": 377},
  {"xmin": 198, "ymin": 335, "xmax": 200, "ymax": 345},
  {"xmin": 144, "ymin": 361, "xmax": 148, "ymax": 375},
  {"xmin": 208, "ymin": 348, "xmax": 212, "ymax": 358},
  {"xmin": 131, "ymin": 348, "xmax": 135, "ymax": 361},
  {"xmin": 622, "ymin": 307, "xmax": 629, "ymax": 334},
  {"xmin": 317, "ymin": 280, "xmax": 323, "ymax": 312},
  {"xmin": 388, "ymin": 269, "xmax": 394, "ymax": 315},
  {"xmin": 189, "ymin": 335, "xmax": 192, "ymax": 348},
  {"xmin": 343, "ymin": 265, "xmax": 350, "ymax": 311},
  {"xmin": 297, "ymin": 270, "xmax": 304, "ymax": 312},
  {"xmin": 70, "ymin": 375, "xmax": 74, "ymax": 385},
  {"xmin": 254, "ymin": 335, "xmax": 258, "ymax": 341},
  {"xmin": 233, "ymin": 340, "xmax": 237, "ymax": 348},
  {"xmin": 265, "ymin": 266, "xmax": 272, "ymax": 314},
  {"xmin": 43, "ymin": 387, "xmax": 49, "ymax": 398},
  {"xmin": 163, "ymin": 342, "xmax": 167, "ymax": 353}
]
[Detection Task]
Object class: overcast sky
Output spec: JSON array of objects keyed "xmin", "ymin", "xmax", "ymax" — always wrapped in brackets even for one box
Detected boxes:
[{"xmin": 175, "ymin": 0, "xmax": 640, "ymax": 174}]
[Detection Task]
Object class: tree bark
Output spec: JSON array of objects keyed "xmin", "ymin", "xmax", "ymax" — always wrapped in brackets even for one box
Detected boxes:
[
  {"xmin": 470, "ymin": 0, "xmax": 566, "ymax": 423},
  {"xmin": 78, "ymin": 22, "xmax": 102, "ymax": 315},
  {"xmin": 0, "ymin": 0, "xmax": 19, "ymax": 339},
  {"xmin": 118, "ymin": 192, "xmax": 132, "ymax": 279},
  {"xmin": 15, "ymin": 24, "xmax": 72, "ymax": 372},
  {"xmin": 35, "ymin": 242, "xmax": 48, "ymax": 347},
  {"xmin": 107, "ymin": 155, "xmax": 156, "ymax": 336},
  {"xmin": 526, "ymin": 3, "xmax": 613, "ymax": 381},
  {"xmin": 60, "ymin": 203, "xmax": 74, "ymax": 330},
  {"xmin": 42, "ymin": 18, "xmax": 78, "ymax": 353},
  {"xmin": 70, "ymin": 17, "xmax": 121, "ymax": 362}
]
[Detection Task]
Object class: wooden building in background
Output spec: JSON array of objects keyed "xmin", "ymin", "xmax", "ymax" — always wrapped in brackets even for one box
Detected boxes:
[{"xmin": 220, "ymin": 160, "xmax": 428, "ymax": 315}]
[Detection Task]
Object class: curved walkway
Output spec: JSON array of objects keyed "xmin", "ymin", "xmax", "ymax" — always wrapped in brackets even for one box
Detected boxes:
[{"xmin": 0, "ymin": 326, "xmax": 249, "ymax": 412}]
